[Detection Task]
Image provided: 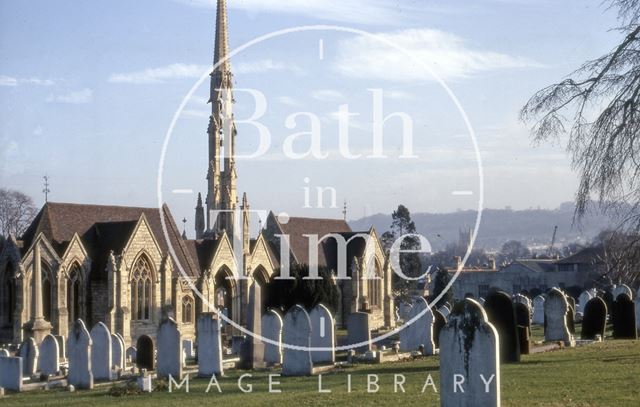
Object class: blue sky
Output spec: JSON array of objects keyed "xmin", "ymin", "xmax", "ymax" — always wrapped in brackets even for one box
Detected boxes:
[{"xmin": 0, "ymin": 0, "xmax": 623, "ymax": 236}]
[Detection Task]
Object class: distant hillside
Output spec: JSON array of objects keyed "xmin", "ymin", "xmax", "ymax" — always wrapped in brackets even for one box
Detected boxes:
[{"xmin": 349, "ymin": 202, "xmax": 616, "ymax": 252}]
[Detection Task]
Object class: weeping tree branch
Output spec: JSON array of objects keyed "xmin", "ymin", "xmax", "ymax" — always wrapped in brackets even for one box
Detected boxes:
[{"xmin": 521, "ymin": 0, "xmax": 640, "ymax": 285}]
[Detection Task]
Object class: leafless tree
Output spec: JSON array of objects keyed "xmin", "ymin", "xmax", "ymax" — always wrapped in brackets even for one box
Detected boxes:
[
  {"xmin": 521, "ymin": 0, "xmax": 640, "ymax": 284},
  {"xmin": 593, "ymin": 230, "xmax": 640, "ymax": 287},
  {"xmin": 522, "ymin": 1, "xmax": 640, "ymax": 221},
  {"xmin": 0, "ymin": 188, "xmax": 37, "ymax": 238}
]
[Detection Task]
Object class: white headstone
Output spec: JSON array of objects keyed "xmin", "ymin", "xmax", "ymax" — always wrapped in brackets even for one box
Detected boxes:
[
  {"xmin": 400, "ymin": 297, "xmax": 435, "ymax": 354},
  {"xmin": 197, "ymin": 313, "xmax": 223, "ymax": 376},
  {"xmin": 347, "ymin": 312, "xmax": 371, "ymax": 354},
  {"xmin": 577, "ymin": 290, "xmax": 596, "ymax": 315},
  {"xmin": 111, "ymin": 334, "xmax": 125, "ymax": 370},
  {"xmin": 282, "ymin": 305, "xmax": 313, "ymax": 376},
  {"xmin": 612, "ymin": 284, "xmax": 633, "ymax": 301},
  {"xmin": 262, "ymin": 309, "xmax": 283, "ymax": 365},
  {"xmin": 18, "ymin": 338, "xmax": 38, "ymax": 377},
  {"xmin": 532, "ymin": 295, "xmax": 545, "ymax": 325},
  {"xmin": 67, "ymin": 319, "xmax": 93, "ymax": 389},
  {"xmin": 309, "ymin": 304, "xmax": 335, "ymax": 364},
  {"xmin": 182, "ymin": 339, "xmax": 194, "ymax": 359},
  {"xmin": 440, "ymin": 299, "xmax": 500, "ymax": 407},
  {"xmin": 38, "ymin": 334, "xmax": 60, "ymax": 376},
  {"xmin": 125, "ymin": 347, "xmax": 137, "ymax": 364},
  {"xmin": 90, "ymin": 322, "xmax": 112, "ymax": 381},
  {"xmin": 0, "ymin": 349, "xmax": 9, "ymax": 357},
  {"xmin": 157, "ymin": 318, "xmax": 182, "ymax": 379},
  {"xmin": 0, "ymin": 356, "xmax": 23, "ymax": 391},
  {"xmin": 544, "ymin": 288, "xmax": 573, "ymax": 345}
]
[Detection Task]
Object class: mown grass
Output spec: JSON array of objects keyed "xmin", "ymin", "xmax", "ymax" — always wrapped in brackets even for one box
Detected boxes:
[{"xmin": 1, "ymin": 340, "xmax": 638, "ymax": 407}]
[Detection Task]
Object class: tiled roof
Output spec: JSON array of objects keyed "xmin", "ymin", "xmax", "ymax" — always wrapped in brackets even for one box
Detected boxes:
[
  {"xmin": 275, "ymin": 215, "xmax": 352, "ymax": 267},
  {"xmin": 555, "ymin": 247, "xmax": 605, "ymax": 265},
  {"xmin": 20, "ymin": 202, "xmax": 200, "ymax": 278}
]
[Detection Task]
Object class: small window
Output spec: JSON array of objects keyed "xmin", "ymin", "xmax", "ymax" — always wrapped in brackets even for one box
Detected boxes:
[{"xmin": 182, "ymin": 296, "xmax": 194, "ymax": 324}]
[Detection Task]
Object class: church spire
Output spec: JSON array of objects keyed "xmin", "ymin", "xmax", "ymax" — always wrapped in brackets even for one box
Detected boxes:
[
  {"xmin": 200, "ymin": 0, "xmax": 238, "ymax": 241},
  {"xmin": 213, "ymin": 0, "xmax": 230, "ymax": 73}
]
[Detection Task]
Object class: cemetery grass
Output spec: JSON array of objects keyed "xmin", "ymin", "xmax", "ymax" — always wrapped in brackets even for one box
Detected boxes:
[{"xmin": 2, "ymin": 340, "xmax": 638, "ymax": 407}]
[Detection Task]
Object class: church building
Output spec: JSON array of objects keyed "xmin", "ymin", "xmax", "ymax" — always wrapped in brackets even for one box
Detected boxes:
[{"xmin": 0, "ymin": 0, "xmax": 394, "ymax": 347}]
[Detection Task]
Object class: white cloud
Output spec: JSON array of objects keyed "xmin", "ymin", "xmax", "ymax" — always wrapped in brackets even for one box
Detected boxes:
[
  {"xmin": 235, "ymin": 59, "xmax": 303, "ymax": 75},
  {"xmin": 47, "ymin": 88, "xmax": 93, "ymax": 104},
  {"xmin": 174, "ymin": 0, "xmax": 434, "ymax": 25},
  {"xmin": 277, "ymin": 96, "xmax": 300, "ymax": 107},
  {"xmin": 108, "ymin": 63, "xmax": 208, "ymax": 84},
  {"xmin": 0, "ymin": 75, "xmax": 54, "ymax": 87},
  {"xmin": 33, "ymin": 126, "xmax": 44, "ymax": 136},
  {"xmin": 310, "ymin": 89, "xmax": 345, "ymax": 102},
  {"xmin": 333, "ymin": 29, "xmax": 542, "ymax": 82}
]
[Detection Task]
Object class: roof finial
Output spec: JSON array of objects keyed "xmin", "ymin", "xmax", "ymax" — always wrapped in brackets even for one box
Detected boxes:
[
  {"xmin": 42, "ymin": 175, "xmax": 51, "ymax": 203},
  {"xmin": 182, "ymin": 217, "xmax": 188, "ymax": 239}
]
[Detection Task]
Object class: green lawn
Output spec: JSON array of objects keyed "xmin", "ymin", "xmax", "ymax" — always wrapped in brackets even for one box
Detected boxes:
[{"xmin": 2, "ymin": 340, "xmax": 638, "ymax": 407}]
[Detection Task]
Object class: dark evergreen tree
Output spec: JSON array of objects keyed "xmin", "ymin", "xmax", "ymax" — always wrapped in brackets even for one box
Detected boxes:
[{"xmin": 264, "ymin": 264, "xmax": 339, "ymax": 314}]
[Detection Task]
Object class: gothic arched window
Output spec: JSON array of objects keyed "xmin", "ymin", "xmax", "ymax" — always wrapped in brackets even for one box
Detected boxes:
[
  {"xmin": 367, "ymin": 265, "xmax": 381, "ymax": 308},
  {"xmin": 181, "ymin": 296, "xmax": 194, "ymax": 324},
  {"xmin": 67, "ymin": 263, "xmax": 82, "ymax": 323},
  {"xmin": 131, "ymin": 255, "xmax": 153, "ymax": 321}
]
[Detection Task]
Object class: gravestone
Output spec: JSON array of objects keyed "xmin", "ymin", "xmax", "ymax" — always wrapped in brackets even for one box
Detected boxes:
[
  {"xmin": 544, "ymin": 288, "xmax": 573, "ymax": 345},
  {"xmin": 38, "ymin": 334, "xmax": 60, "ymax": 375},
  {"xmin": 484, "ymin": 291, "xmax": 520, "ymax": 363},
  {"xmin": 54, "ymin": 335, "xmax": 66, "ymax": 360},
  {"xmin": 18, "ymin": 338, "xmax": 39, "ymax": 376},
  {"xmin": 111, "ymin": 334, "xmax": 125, "ymax": 370},
  {"xmin": 577, "ymin": 290, "xmax": 596, "ymax": 315},
  {"xmin": 0, "ymin": 357, "xmax": 22, "ymax": 391},
  {"xmin": 126, "ymin": 347, "xmax": 137, "ymax": 364},
  {"xmin": 440, "ymin": 299, "xmax": 500, "ymax": 407},
  {"xmin": 612, "ymin": 294, "xmax": 638, "ymax": 339},
  {"xmin": 514, "ymin": 302, "xmax": 531, "ymax": 355},
  {"xmin": 347, "ymin": 312, "xmax": 372, "ymax": 354},
  {"xmin": 309, "ymin": 304, "xmax": 335, "ymax": 364},
  {"xmin": 197, "ymin": 313, "xmax": 223, "ymax": 376},
  {"xmin": 136, "ymin": 335, "xmax": 154, "ymax": 370},
  {"xmin": 282, "ymin": 305, "xmax": 313, "ymax": 376},
  {"xmin": 399, "ymin": 302, "xmax": 412, "ymax": 321},
  {"xmin": 566, "ymin": 297, "xmax": 576, "ymax": 335},
  {"xmin": 67, "ymin": 319, "xmax": 93, "ymax": 389},
  {"xmin": 432, "ymin": 309, "xmax": 447, "ymax": 349},
  {"xmin": 182, "ymin": 339, "xmax": 194, "ymax": 359},
  {"xmin": 612, "ymin": 284, "xmax": 633, "ymax": 301},
  {"xmin": 513, "ymin": 293, "xmax": 531, "ymax": 310},
  {"xmin": 157, "ymin": 318, "xmax": 183, "ymax": 379},
  {"xmin": 438, "ymin": 304, "xmax": 451, "ymax": 318},
  {"xmin": 240, "ymin": 282, "xmax": 265, "ymax": 369},
  {"xmin": 262, "ymin": 309, "xmax": 283, "ymax": 365},
  {"xmin": 514, "ymin": 302, "xmax": 531, "ymax": 329},
  {"xmin": 90, "ymin": 322, "xmax": 112, "ymax": 381},
  {"xmin": 602, "ymin": 291, "xmax": 614, "ymax": 318},
  {"xmin": 532, "ymin": 295, "xmax": 545, "ymax": 325},
  {"xmin": 581, "ymin": 297, "xmax": 607, "ymax": 340},
  {"xmin": 399, "ymin": 297, "xmax": 434, "ymax": 354},
  {"xmin": 636, "ymin": 289, "xmax": 640, "ymax": 336}
]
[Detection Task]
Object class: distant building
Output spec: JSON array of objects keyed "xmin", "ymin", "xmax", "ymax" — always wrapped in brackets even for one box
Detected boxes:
[{"xmin": 437, "ymin": 248, "xmax": 606, "ymax": 299}]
